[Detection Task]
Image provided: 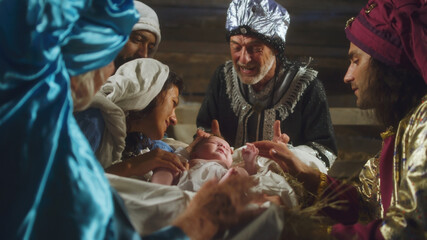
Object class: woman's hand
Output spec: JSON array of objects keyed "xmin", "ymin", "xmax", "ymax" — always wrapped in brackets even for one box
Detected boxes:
[
  {"xmin": 252, "ymin": 140, "xmax": 320, "ymax": 194},
  {"xmin": 106, "ymin": 148, "xmax": 188, "ymax": 177}
]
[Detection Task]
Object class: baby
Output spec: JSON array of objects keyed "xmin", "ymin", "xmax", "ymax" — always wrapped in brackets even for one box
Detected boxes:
[
  {"xmin": 151, "ymin": 135, "xmax": 326, "ymax": 208},
  {"xmin": 151, "ymin": 135, "xmax": 259, "ymax": 189}
]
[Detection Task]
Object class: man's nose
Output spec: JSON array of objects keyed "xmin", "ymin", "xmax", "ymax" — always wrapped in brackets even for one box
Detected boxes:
[
  {"xmin": 343, "ymin": 65, "xmax": 354, "ymax": 84},
  {"xmin": 239, "ymin": 49, "xmax": 251, "ymax": 64},
  {"xmin": 136, "ymin": 44, "xmax": 149, "ymax": 58}
]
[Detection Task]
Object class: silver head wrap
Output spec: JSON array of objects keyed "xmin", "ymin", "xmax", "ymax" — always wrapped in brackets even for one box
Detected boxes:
[{"xmin": 226, "ymin": 0, "xmax": 290, "ymax": 62}]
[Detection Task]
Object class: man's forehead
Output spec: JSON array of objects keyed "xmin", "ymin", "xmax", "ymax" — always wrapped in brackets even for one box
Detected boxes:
[
  {"xmin": 131, "ymin": 30, "xmax": 156, "ymax": 40},
  {"xmin": 230, "ymin": 35, "xmax": 264, "ymax": 45},
  {"xmin": 348, "ymin": 42, "xmax": 370, "ymax": 58}
]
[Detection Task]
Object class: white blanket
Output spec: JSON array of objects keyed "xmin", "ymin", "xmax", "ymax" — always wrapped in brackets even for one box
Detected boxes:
[
  {"xmin": 106, "ymin": 173, "xmax": 195, "ymax": 235},
  {"xmin": 108, "ymin": 141, "xmax": 327, "ymax": 236}
]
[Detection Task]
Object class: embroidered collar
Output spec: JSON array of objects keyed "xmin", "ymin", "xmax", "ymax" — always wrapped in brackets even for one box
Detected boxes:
[
  {"xmin": 223, "ymin": 60, "xmax": 318, "ymax": 146},
  {"xmin": 248, "ymin": 76, "xmax": 276, "ymax": 101}
]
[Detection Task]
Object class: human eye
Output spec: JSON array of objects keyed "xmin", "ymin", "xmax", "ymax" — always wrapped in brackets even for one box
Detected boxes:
[
  {"xmin": 348, "ymin": 52, "xmax": 359, "ymax": 65},
  {"xmin": 351, "ymin": 58, "xmax": 359, "ymax": 65},
  {"xmin": 253, "ymin": 46, "xmax": 263, "ymax": 53},
  {"xmin": 131, "ymin": 34, "xmax": 146, "ymax": 44},
  {"xmin": 230, "ymin": 43, "xmax": 241, "ymax": 52},
  {"xmin": 246, "ymin": 45, "xmax": 262, "ymax": 54}
]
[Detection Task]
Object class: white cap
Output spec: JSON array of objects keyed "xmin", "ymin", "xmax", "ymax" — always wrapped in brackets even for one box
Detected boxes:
[
  {"xmin": 133, "ymin": 1, "xmax": 161, "ymax": 57},
  {"xmin": 101, "ymin": 58, "xmax": 169, "ymax": 112}
]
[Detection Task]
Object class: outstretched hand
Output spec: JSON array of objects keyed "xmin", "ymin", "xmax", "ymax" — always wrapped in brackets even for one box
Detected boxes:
[
  {"xmin": 210, "ymin": 119, "xmax": 221, "ymax": 137},
  {"xmin": 106, "ymin": 148, "xmax": 188, "ymax": 177},
  {"xmin": 172, "ymin": 175, "xmax": 262, "ymax": 240},
  {"xmin": 253, "ymin": 141, "xmax": 297, "ymax": 174},
  {"xmin": 272, "ymin": 120, "xmax": 290, "ymax": 144},
  {"xmin": 252, "ymin": 140, "xmax": 320, "ymax": 194}
]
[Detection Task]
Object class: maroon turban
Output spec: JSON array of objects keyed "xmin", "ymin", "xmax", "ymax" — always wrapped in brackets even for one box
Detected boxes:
[{"xmin": 345, "ymin": 0, "xmax": 427, "ymax": 83}]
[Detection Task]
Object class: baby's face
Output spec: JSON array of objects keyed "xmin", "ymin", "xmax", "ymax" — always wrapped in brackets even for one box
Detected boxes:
[{"xmin": 194, "ymin": 136, "xmax": 233, "ymax": 167}]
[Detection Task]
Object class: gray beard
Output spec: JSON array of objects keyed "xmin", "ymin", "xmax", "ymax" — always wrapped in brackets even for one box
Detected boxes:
[{"xmin": 236, "ymin": 54, "xmax": 275, "ymax": 85}]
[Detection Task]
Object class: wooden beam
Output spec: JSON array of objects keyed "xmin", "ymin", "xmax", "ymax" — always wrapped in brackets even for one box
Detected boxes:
[
  {"xmin": 329, "ymin": 108, "xmax": 378, "ymax": 125},
  {"xmin": 174, "ymin": 102, "xmax": 378, "ymax": 126}
]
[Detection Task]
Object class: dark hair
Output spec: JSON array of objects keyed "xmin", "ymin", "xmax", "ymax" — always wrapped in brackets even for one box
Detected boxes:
[
  {"xmin": 123, "ymin": 71, "xmax": 183, "ymax": 157},
  {"xmin": 189, "ymin": 134, "xmax": 226, "ymax": 158},
  {"xmin": 367, "ymin": 58, "xmax": 426, "ymax": 128}
]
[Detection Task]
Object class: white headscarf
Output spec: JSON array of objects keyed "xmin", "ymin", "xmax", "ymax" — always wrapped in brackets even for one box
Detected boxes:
[
  {"xmin": 92, "ymin": 58, "xmax": 170, "ymax": 168},
  {"xmin": 133, "ymin": 1, "xmax": 161, "ymax": 57},
  {"xmin": 102, "ymin": 58, "xmax": 169, "ymax": 112}
]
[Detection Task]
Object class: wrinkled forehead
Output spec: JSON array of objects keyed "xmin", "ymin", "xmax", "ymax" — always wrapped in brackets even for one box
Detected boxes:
[{"xmin": 230, "ymin": 34, "xmax": 265, "ymax": 46}]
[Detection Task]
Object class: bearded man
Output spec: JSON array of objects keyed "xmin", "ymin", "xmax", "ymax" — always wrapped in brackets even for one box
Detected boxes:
[{"xmin": 196, "ymin": 0, "xmax": 337, "ymax": 167}]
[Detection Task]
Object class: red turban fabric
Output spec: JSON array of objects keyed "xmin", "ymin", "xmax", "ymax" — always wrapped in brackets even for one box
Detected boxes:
[{"xmin": 345, "ymin": 0, "xmax": 427, "ymax": 83}]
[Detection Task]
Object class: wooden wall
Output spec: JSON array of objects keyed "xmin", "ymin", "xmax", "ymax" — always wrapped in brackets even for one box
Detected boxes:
[
  {"xmin": 142, "ymin": 0, "xmax": 383, "ymax": 177},
  {"xmin": 144, "ymin": 0, "xmax": 366, "ymax": 106}
]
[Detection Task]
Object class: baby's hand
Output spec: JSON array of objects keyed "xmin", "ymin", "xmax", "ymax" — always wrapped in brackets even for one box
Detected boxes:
[
  {"xmin": 242, "ymin": 143, "xmax": 259, "ymax": 162},
  {"xmin": 242, "ymin": 143, "xmax": 259, "ymax": 175}
]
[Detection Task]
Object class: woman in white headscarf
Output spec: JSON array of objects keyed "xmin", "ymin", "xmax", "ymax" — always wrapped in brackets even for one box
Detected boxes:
[{"xmin": 76, "ymin": 58, "xmax": 187, "ymax": 178}]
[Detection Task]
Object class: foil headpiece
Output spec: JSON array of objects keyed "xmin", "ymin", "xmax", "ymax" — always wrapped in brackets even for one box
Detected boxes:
[{"xmin": 226, "ymin": 0, "xmax": 290, "ymax": 61}]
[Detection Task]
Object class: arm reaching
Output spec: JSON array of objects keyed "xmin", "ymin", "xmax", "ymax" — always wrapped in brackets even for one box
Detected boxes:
[
  {"xmin": 253, "ymin": 140, "xmax": 321, "ymax": 194},
  {"xmin": 106, "ymin": 148, "xmax": 188, "ymax": 177}
]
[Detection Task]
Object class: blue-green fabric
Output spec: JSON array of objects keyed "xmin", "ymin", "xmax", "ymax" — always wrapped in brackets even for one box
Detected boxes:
[
  {"xmin": 141, "ymin": 226, "xmax": 189, "ymax": 240},
  {"xmin": 0, "ymin": 0, "xmax": 138, "ymax": 239}
]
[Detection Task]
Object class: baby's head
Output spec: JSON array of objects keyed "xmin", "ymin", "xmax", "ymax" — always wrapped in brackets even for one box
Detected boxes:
[{"xmin": 190, "ymin": 135, "xmax": 233, "ymax": 168}]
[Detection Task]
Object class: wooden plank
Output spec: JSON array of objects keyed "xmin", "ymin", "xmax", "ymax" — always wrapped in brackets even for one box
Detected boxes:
[
  {"xmin": 327, "ymin": 94, "xmax": 357, "ymax": 108},
  {"xmin": 174, "ymin": 101, "xmax": 378, "ymax": 126},
  {"xmin": 144, "ymin": 0, "xmax": 366, "ymax": 11},
  {"xmin": 147, "ymin": 0, "xmax": 365, "ymax": 47},
  {"xmin": 156, "ymin": 12, "xmax": 355, "ymax": 47},
  {"xmin": 145, "ymin": 1, "xmax": 368, "ymax": 105},
  {"xmin": 175, "ymin": 102, "xmax": 201, "ymax": 124},
  {"xmin": 157, "ymin": 41, "xmax": 349, "ymax": 57},
  {"xmin": 330, "ymin": 108, "xmax": 378, "ymax": 125},
  {"xmin": 155, "ymin": 50, "xmax": 353, "ymax": 104}
]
